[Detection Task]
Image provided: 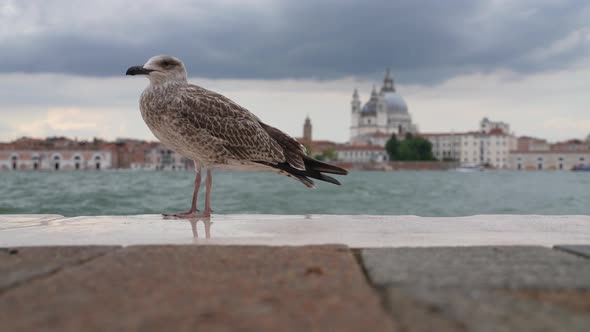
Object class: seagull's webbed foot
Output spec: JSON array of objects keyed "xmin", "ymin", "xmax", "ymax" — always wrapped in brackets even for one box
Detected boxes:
[
  {"xmin": 163, "ymin": 209, "xmax": 199, "ymax": 219},
  {"xmin": 195, "ymin": 209, "xmax": 212, "ymax": 219}
]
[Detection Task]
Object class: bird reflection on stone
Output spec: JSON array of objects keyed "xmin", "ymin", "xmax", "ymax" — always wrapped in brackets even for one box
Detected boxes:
[{"xmin": 126, "ymin": 55, "xmax": 347, "ymax": 218}]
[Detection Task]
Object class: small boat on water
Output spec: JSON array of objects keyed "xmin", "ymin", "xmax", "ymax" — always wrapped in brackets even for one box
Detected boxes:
[
  {"xmin": 572, "ymin": 165, "xmax": 590, "ymax": 171},
  {"xmin": 453, "ymin": 165, "xmax": 484, "ymax": 172}
]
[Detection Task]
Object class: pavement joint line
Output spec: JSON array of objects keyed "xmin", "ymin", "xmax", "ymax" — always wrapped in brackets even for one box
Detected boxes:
[
  {"xmin": 351, "ymin": 248, "xmax": 400, "ymax": 330},
  {"xmin": 0, "ymin": 246, "xmax": 122, "ymax": 295},
  {"xmin": 553, "ymin": 246, "xmax": 590, "ymax": 260}
]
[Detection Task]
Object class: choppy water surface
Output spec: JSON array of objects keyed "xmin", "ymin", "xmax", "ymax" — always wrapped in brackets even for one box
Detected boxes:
[{"xmin": 0, "ymin": 170, "xmax": 589, "ymax": 217}]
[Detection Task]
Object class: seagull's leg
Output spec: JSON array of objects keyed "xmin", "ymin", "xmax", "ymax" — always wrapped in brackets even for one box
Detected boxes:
[
  {"xmin": 163, "ymin": 165, "xmax": 202, "ymax": 218},
  {"xmin": 197, "ymin": 169, "xmax": 213, "ymax": 218}
]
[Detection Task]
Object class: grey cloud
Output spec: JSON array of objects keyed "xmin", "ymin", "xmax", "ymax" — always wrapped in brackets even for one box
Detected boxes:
[{"xmin": 0, "ymin": 0, "xmax": 589, "ymax": 83}]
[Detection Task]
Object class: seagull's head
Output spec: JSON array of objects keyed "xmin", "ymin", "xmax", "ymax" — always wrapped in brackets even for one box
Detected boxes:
[{"xmin": 126, "ymin": 55, "xmax": 187, "ymax": 84}]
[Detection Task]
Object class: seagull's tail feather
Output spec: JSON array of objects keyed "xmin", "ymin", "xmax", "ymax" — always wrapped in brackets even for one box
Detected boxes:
[
  {"xmin": 303, "ymin": 156, "xmax": 348, "ymax": 175},
  {"xmin": 256, "ymin": 157, "xmax": 347, "ymax": 188},
  {"xmin": 257, "ymin": 121, "xmax": 347, "ymax": 186},
  {"xmin": 290, "ymin": 173, "xmax": 316, "ymax": 189}
]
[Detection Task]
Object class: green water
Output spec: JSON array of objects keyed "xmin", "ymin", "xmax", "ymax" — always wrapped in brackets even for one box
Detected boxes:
[{"xmin": 0, "ymin": 170, "xmax": 588, "ymax": 217}]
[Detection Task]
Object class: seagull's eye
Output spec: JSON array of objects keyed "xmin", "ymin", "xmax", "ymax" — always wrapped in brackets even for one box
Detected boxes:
[{"xmin": 161, "ymin": 60, "xmax": 170, "ymax": 67}]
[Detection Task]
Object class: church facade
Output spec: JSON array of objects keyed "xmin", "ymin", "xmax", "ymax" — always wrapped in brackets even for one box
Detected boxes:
[{"xmin": 350, "ymin": 69, "xmax": 416, "ymax": 146}]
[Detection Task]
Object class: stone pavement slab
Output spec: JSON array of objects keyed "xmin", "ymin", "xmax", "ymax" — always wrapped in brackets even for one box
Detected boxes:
[
  {"xmin": 361, "ymin": 246, "xmax": 590, "ymax": 289},
  {"xmin": 1, "ymin": 214, "xmax": 590, "ymax": 248},
  {"xmin": 384, "ymin": 288, "xmax": 590, "ymax": 332},
  {"xmin": 360, "ymin": 246, "xmax": 590, "ymax": 332},
  {"xmin": 0, "ymin": 245, "xmax": 395, "ymax": 332},
  {"xmin": 555, "ymin": 245, "xmax": 590, "ymax": 259},
  {"xmin": 0, "ymin": 246, "xmax": 117, "ymax": 291}
]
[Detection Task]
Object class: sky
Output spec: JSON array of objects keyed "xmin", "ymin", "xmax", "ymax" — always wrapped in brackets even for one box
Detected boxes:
[{"xmin": 1, "ymin": 0, "xmax": 589, "ymax": 143}]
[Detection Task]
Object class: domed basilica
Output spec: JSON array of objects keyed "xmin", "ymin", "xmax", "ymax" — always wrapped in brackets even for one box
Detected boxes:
[{"xmin": 350, "ymin": 69, "xmax": 417, "ymax": 146}]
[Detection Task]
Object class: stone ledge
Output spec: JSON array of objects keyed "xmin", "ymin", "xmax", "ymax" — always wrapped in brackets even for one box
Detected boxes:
[{"xmin": 1, "ymin": 214, "xmax": 589, "ymax": 248}]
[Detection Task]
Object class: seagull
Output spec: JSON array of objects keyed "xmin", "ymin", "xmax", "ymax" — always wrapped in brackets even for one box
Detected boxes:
[{"xmin": 126, "ymin": 55, "xmax": 348, "ymax": 218}]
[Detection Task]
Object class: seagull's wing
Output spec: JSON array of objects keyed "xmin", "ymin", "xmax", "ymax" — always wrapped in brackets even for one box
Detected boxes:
[{"xmin": 173, "ymin": 84, "xmax": 306, "ymax": 169}]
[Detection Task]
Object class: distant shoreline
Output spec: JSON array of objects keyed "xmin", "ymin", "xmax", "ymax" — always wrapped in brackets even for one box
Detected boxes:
[{"xmin": 333, "ymin": 161, "xmax": 459, "ymax": 171}]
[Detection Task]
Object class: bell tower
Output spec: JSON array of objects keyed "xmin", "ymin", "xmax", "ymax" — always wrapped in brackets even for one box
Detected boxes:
[
  {"xmin": 350, "ymin": 89, "xmax": 361, "ymax": 139},
  {"xmin": 351, "ymin": 88, "xmax": 361, "ymax": 112},
  {"xmin": 381, "ymin": 68, "xmax": 395, "ymax": 92},
  {"xmin": 303, "ymin": 116, "xmax": 312, "ymax": 141}
]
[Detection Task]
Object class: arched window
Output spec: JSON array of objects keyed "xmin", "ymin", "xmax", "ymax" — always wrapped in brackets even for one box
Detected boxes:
[
  {"xmin": 32, "ymin": 155, "xmax": 39, "ymax": 170},
  {"xmin": 53, "ymin": 155, "xmax": 61, "ymax": 170},
  {"xmin": 94, "ymin": 155, "xmax": 102, "ymax": 170},
  {"xmin": 74, "ymin": 156, "xmax": 81, "ymax": 170}
]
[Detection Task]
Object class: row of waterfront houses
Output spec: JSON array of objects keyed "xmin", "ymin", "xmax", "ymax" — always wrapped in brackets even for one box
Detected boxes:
[
  {"xmin": 0, "ymin": 137, "xmax": 193, "ymax": 171},
  {"xmin": 510, "ymin": 137, "xmax": 590, "ymax": 171},
  {"xmin": 0, "ymin": 150, "xmax": 111, "ymax": 171},
  {"xmin": 0, "ymin": 137, "xmax": 113, "ymax": 171},
  {"xmin": 300, "ymin": 116, "xmax": 590, "ymax": 170},
  {"xmin": 1, "ymin": 118, "xmax": 589, "ymax": 171}
]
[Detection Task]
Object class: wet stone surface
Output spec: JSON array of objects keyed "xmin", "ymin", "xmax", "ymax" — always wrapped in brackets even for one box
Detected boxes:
[
  {"xmin": 0, "ymin": 245, "xmax": 395, "ymax": 332},
  {"xmin": 361, "ymin": 246, "xmax": 590, "ymax": 332}
]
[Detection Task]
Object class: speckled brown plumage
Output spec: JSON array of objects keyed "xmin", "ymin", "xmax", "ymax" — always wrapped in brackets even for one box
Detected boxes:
[
  {"xmin": 140, "ymin": 82, "xmax": 299, "ymax": 170},
  {"xmin": 127, "ymin": 55, "xmax": 347, "ymax": 218}
]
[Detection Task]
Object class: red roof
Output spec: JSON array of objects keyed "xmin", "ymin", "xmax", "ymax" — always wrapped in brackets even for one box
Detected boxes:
[{"xmin": 488, "ymin": 128, "xmax": 505, "ymax": 135}]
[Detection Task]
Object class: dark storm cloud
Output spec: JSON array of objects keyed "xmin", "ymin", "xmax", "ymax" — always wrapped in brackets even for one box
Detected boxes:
[{"xmin": 1, "ymin": 0, "xmax": 589, "ymax": 82}]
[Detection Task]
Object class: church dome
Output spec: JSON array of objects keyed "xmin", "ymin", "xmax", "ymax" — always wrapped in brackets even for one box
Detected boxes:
[
  {"xmin": 382, "ymin": 92, "xmax": 408, "ymax": 114},
  {"xmin": 360, "ymin": 85, "xmax": 379, "ymax": 116},
  {"xmin": 379, "ymin": 68, "xmax": 408, "ymax": 114}
]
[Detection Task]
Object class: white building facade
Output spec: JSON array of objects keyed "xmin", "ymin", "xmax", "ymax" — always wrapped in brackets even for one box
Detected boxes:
[
  {"xmin": 510, "ymin": 151, "xmax": 590, "ymax": 170},
  {"xmin": 129, "ymin": 145, "xmax": 193, "ymax": 171},
  {"xmin": 334, "ymin": 145, "xmax": 388, "ymax": 163},
  {"xmin": 350, "ymin": 69, "xmax": 417, "ymax": 145},
  {"xmin": 422, "ymin": 118, "xmax": 517, "ymax": 169},
  {"xmin": 509, "ymin": 138, "xmax": 590, "ymax": 170},
  {"xmin": 0, "ymin": 150, "xmax": 113, "ymax": 171}
]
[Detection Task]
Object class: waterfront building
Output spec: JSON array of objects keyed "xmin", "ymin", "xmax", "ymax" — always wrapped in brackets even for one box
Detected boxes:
[
  {"xmin": 421, "ymin": 118, "xmax": 516, "ymax": 168},
  {"xmin": 350, "ymin": 131, "xmax": 395, "ymax": 147},
  {"xmin": 0, "ymin": 137, "xmax": 193, "ymax": 171},
  {"xmin": 0, "ymin": 137, "xmax": 113, "ymax": 171},
  {"xmin": 334, "ymin": 145, "xmax": 388, "ymax": 163},
  {"xmin": 350, "ymin": 69, "xmax": 417, "ymax": 145},
  {"xmin": 128, "ymin": 142, "xmax": 193, "ymax": 171},
  {"xmin": 509, "ymin": 137, "xmax": 590, "ymax": 170},
  {"xmin": 480, "ymin": 117, "xmax": 509, "ymax": 134}
]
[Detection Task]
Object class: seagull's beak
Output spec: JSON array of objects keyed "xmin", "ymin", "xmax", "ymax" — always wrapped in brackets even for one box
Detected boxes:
[{"xmin": 126, "ymin": 66, "xmax": 153, "ymax": 76}]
